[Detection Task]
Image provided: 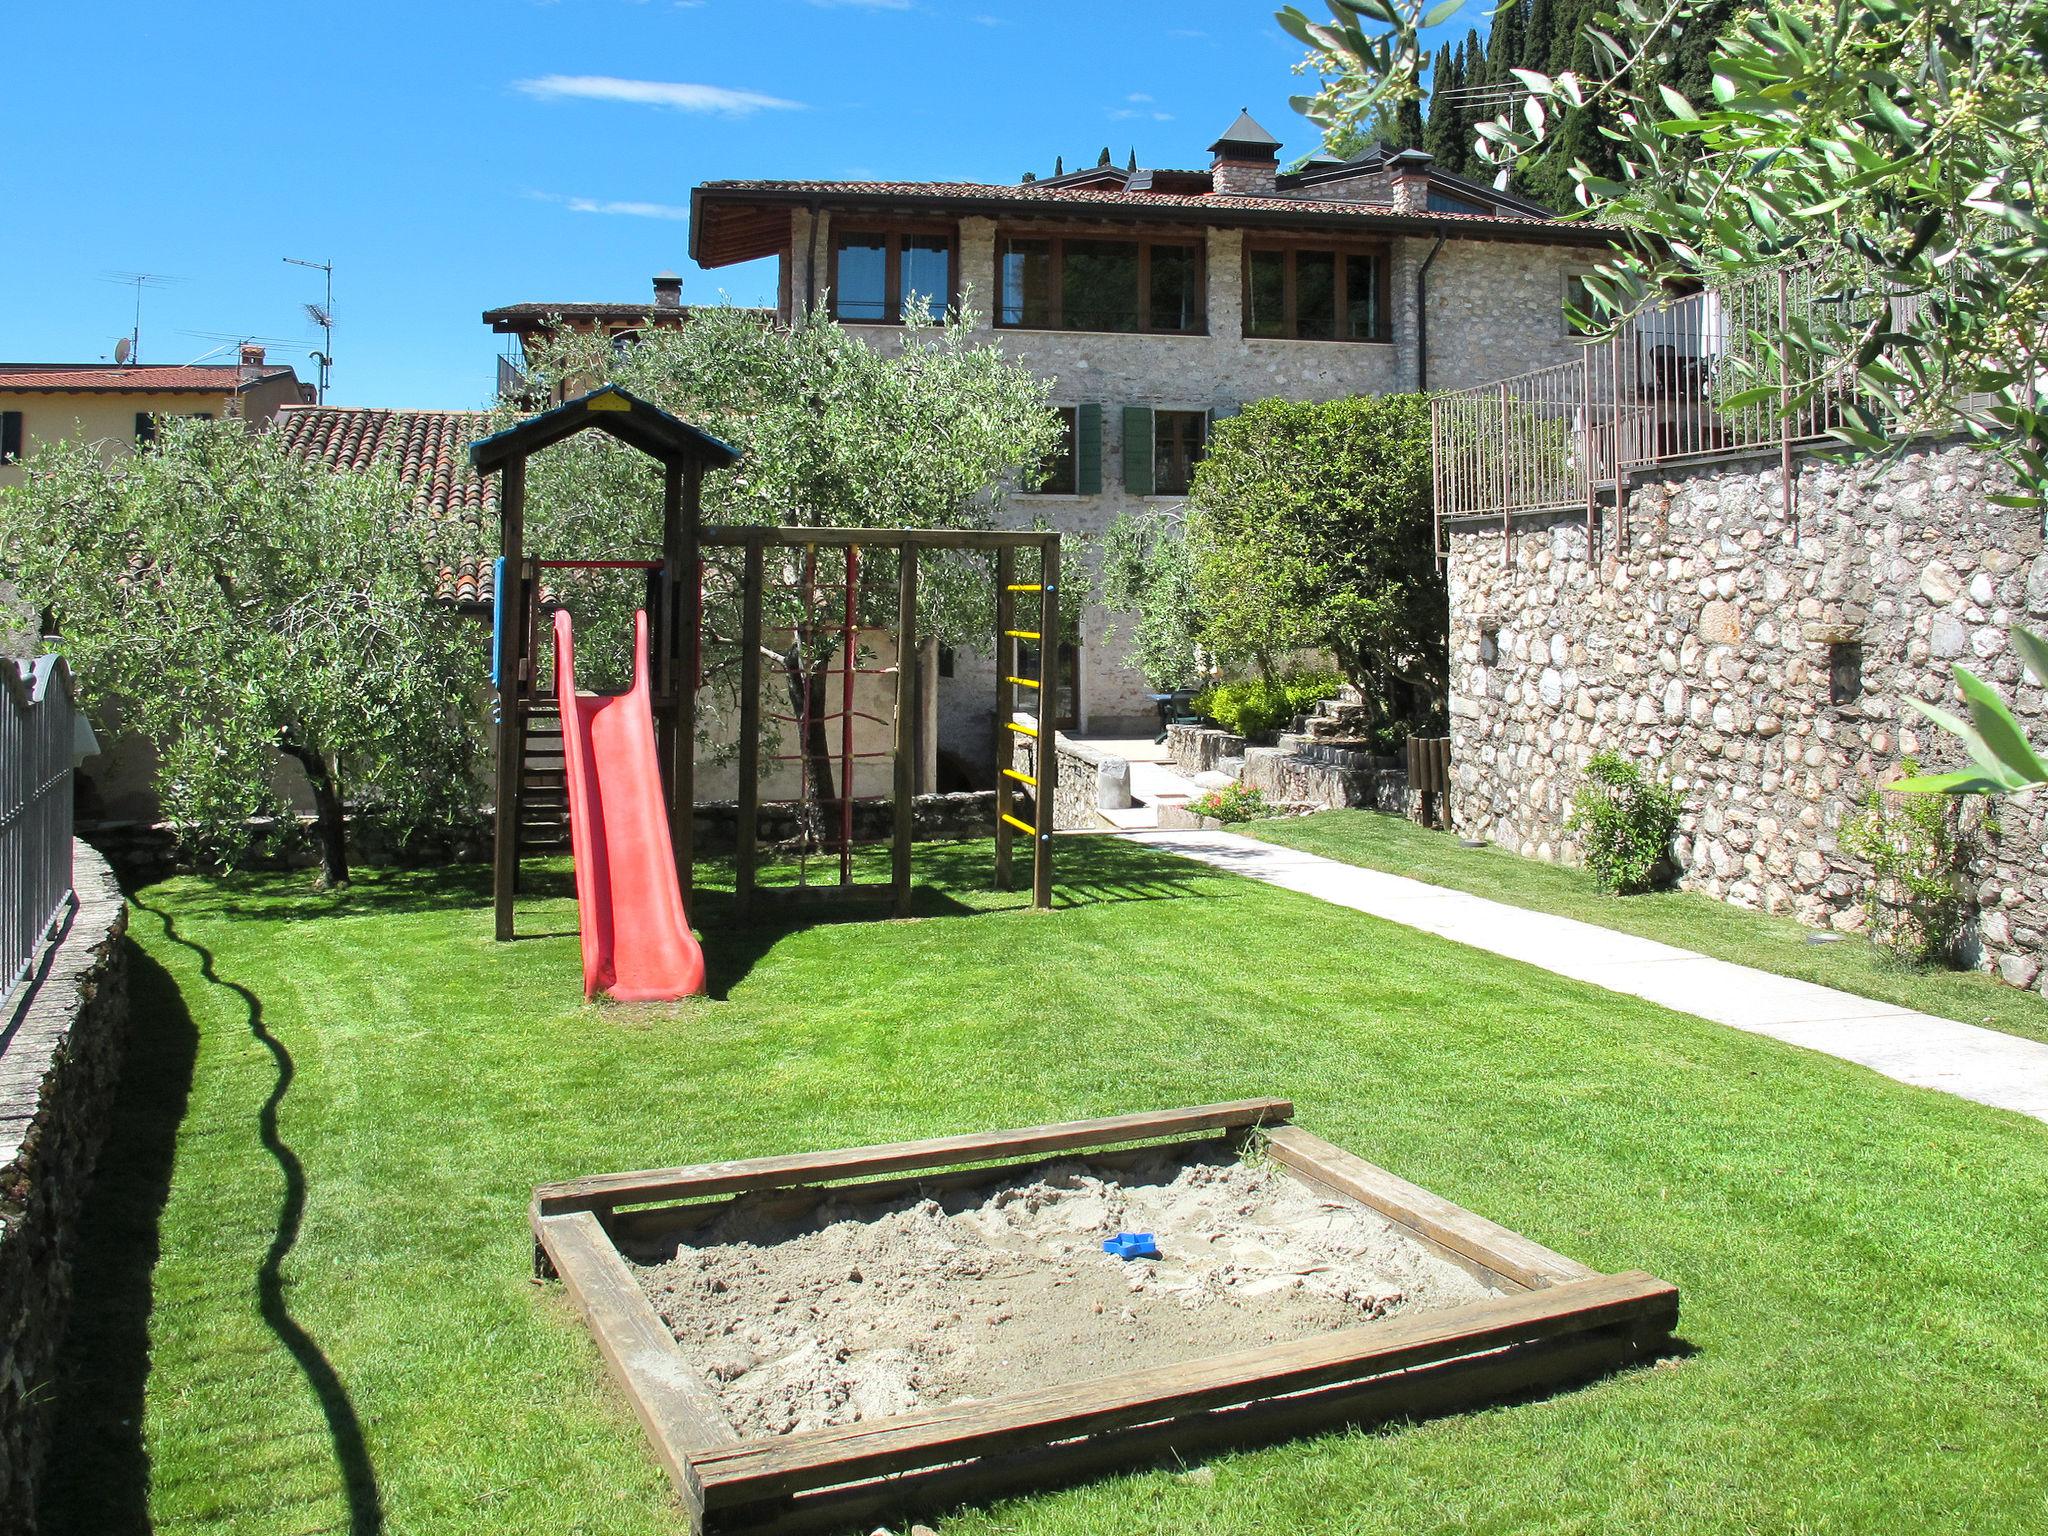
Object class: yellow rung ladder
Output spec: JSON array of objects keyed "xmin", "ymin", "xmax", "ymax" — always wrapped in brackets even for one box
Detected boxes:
[
  {"xmin": 1002, "ymin": 767, "xmax": 1038, "ymax": 788},
  {"xmin": 1000, "ymin": 811, "xmax": 1036, "ymax": 835},
  {"xmin": 1003, "ymin": 628, "xmax": 1041, "ymax": 640},
  {"xmin": 1005, "ymin": 583, "xmax": 1042, "ymax": 591},
  {"xmin": 1005, "ymin": 720, "xmax": 1038, "ymax": 738},
  {"xmin": 1006, "ymin": 675, "xmax": 1041, "ymax": 689}
]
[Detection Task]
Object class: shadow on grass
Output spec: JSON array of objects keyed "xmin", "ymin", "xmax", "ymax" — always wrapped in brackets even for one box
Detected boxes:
[
  {"xmin": 41, "ymin": 902, "xmax": 386, "ymax": 1534},
  {"xmin": 38, "ymin": 939, "xmax": 196, "ymax": 1535}
]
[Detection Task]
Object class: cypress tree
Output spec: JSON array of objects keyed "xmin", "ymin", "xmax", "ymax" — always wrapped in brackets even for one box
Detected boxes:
[
  {"xmin": 1393, "ymin": 94, "xmax": 1426, "ymax": 151},
  {"xmin": 1455, "ymin": 27, "xmax": 1488, "ymax": 178},
  {"xmin": 1054, "ymin": 155, "xmax": 1064, "ymax": 176},
  {"xmin": 1423, "ymin": 42, "xmax": 1461, "ymax": 167},
  {"xmin": 1097, "ymin": 146, "xmax": 1112, "ymax": 166},
  {"xmin": 1128, "ymin": 148, "xmax": 1138, "ymax": 171}
]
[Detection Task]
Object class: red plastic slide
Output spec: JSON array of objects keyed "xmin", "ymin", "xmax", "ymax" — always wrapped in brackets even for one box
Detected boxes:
[{"xmin": 552, "ymin": 607, "xmax": 706, "ymax": 1002}]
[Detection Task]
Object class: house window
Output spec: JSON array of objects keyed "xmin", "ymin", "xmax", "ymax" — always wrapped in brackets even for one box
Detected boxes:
[
  {"xmin": 1479, "ymin": 624, "xmax": 1499, "ymax": 666},
  {"xmin": 997, "ymin": 234, "xmax": 1205, "ymax": 334},
  {"xmin": 134, "ymin": 412, "xmax": 157, "ymax": 446},
  {"xmin": 1830, "ymin": 641, "xmax": 1863, "ymax": 705},
  {"xmin": 1016, "ymin": 639, "xmax": 1081, "ymax": 729},
  {"xmin": 0, "ymin": 411, "xmax": 21, "ymax": 464},
  {"xmin": 1243, "ymin": 245, "xmax": 1388, "ymax": 341},
  {"xmin": 1427, "ymin": 188, "xmax": 1491, "ymax": 214},
  {"xmin": 1564, "ymin": 273, "xmax": 1598, "ymax": 336},
  {"xmin": 1153, "ymin": 409, "xmax": 1209, "ymax": 497},
  {"xmin": 830, "ymin": 229, "xmax": 954, "ymax": 324},
  {"xmin": 1037, "ymin": 406, "xmax": 1079, "ymax": 495}
]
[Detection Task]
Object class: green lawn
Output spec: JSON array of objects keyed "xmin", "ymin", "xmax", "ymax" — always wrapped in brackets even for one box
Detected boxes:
[
  {"xmin": 1250, "ymin": 808, "xmax": 2048, "ymax": 1048},
  {"xmin": 43, "ymin": 838, "xmax": 2048, "ymax": 1535}
]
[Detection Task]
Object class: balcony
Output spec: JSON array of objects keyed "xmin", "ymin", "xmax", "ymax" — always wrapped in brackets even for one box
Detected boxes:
[{"xmin": 1430, "ymin": 266, "xmax": 1911, "ymax": 552}]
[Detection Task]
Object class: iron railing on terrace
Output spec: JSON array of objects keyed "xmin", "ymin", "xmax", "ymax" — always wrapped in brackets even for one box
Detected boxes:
[
  {"xmin": 1432, "ymin": 265, "xmax": 1908, "ymax": 552},
  {"xmin": 2, "ymin": 654, "xmax": 81, "ymax": 1001}
]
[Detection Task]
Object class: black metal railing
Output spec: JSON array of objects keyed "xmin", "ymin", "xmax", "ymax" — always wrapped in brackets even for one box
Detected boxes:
[{"xmin": 3, "ymin": 655, "xmax": 79, "ymax": 1000}]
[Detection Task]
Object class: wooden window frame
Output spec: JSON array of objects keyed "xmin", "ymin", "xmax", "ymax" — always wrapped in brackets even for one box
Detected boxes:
[
  {"xmin": 1031, "ymin": 405, "xmax": 1080, "ymax": 497},
  {"xmin": 0, "ymin": 410, "xmax": 21, "ymax": 464},
  {"xmin": 1241, "ymin": 238, "xmax": 1393, "ymax": 344},
  {"xmin": 995, "ymin": 230, "xmax": 1207, "ymax": 336},
  {"xmin": 1152, "ymin": 408, "xmax": 1210, "ymax": 498},
  {"xmin": 827, "ymin": 223, "xmax": 959, "ymax": 326}
]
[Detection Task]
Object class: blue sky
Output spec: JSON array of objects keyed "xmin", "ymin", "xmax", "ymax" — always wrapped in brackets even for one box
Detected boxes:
[{"xmin": 1, "ymin": 0, "xmax": 1374, "ymax": 409}]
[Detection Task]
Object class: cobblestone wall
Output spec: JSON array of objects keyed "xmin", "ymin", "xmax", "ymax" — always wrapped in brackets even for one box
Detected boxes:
[
  {"xmin": 0, "ymin": 842, "xmax": 129, "ymax": 1529},
  {"xmin": 1447, "ymin": 438, "xmax": 2048, "ymax": 985}
]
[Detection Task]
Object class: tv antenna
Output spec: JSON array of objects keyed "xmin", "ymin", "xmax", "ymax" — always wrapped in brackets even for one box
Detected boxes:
[
  {"xmin": 284, "ymin": 256, "xmax": 333, "ymax": 402},
  {"xmin": 98, "ymin": 270, "xmax": 181, "ymax": 365}
]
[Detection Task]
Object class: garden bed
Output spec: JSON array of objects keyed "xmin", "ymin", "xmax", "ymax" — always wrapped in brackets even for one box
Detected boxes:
[{"xmin": 531, "ymin": 1099, "xmax": 1680, "ymax": 1534}]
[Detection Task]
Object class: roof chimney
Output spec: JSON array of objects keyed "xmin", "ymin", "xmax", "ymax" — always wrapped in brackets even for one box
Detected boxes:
[
  {"xmin": 652, "ymin": 271, "xmax": 683, "ymax": 309},
  {"xmin": 1209, "ymin": 108, "xmax": 1281, "ymax": 197},
  {"xmin": 1387, "ymin": 148, "xmax": 1434, "ymax": 213},
  {"xmin": 238, "ymin": 342, "xmax": 266, "ymax": 369}
]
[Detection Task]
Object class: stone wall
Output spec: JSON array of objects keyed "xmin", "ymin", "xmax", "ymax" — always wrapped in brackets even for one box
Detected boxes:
[
  {"xmin": 1167, "ymin": 723, "xmax": 1247, "ymax": 777},
  {"xmin": 1, "ymin": 842, "xmax": 129, "ymax": 1529},
  {"xmin": 1447, "ymin": 438, "xmax": 2048, "ymax": 985},
  {"xmin": 1015, "ymin": 731, "xmax": 1130, "ymax": 830},
  {"xmin": 83, "ymin": 793, "xmax": 1001, "ymax": 886}
]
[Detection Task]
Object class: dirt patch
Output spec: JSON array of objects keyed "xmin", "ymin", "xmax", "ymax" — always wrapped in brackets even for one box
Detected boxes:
[{"xmin": 632, "ymin": 1146, "xmax": 1502, "ymax": 1439}]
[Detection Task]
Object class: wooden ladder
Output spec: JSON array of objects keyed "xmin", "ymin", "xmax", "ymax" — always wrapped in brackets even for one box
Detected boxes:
[{"xmin": 517, "ymin": 703, "xmax": 570, "ymax": 858}]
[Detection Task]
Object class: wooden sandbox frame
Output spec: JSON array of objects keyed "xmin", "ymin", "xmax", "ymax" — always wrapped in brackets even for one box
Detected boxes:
[{"xmin": 530, "ymin": 1099, "xmax": 1680, "ymax": 1533}]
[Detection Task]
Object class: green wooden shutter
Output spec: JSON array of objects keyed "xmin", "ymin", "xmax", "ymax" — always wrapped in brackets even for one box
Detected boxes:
[
  {"xmin": 1121, "ymin": 405, "xmax": 1154, "ymax": 496},
  {"xmin": 1075, "ymin": 403, "xmax": 1102, "ymax": 495}
]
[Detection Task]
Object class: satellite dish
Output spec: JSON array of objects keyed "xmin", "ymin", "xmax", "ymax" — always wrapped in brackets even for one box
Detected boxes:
[{"xmin": 114, "ymin": 337, "xmax": 132, "ymax": 364}]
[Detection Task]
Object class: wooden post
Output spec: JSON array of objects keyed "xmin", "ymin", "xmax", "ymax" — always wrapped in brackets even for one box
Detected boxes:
[
  {"xmin": 893, "ymin": 540, "xmax": 918, "ymax": 917},
  {"xmin": 492, "ymin": 454, "xmax": 527, "ymax": 942},
  {"xmin": 735, "ymin": 534, "xmax": 764, "ymax": 918},
  {"xmin": 669, "ymin": 462, "xmax": 701, "ymax": 909},
  {"xmin": 993, "ymin": 545, "xmax": 1016, "ymax": 891},
  {"xmin": 1033, "ymin": 534, "xmax": 1058, "ymax": 911}
]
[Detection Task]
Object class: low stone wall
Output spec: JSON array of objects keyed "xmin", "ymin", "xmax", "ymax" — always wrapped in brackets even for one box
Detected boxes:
[
  {"xmin": 1, "ymin": 842, "xmax": 130, "ymax": 1529},
  {"xmin": 1243, "ymin": 743, "xmax": 1406, "ymax": 812},
  {"xmin": 1167, "ymin": 723, "xmax": 1247, "ymax": 778},
  {"xmin": 1448, "ymin": 437, "xmax": 2048, "ymax": 986},
  {"xmin": 82, "ymin": 793, "xmax": 1002, "ymax": 884},
  {"xmin": 1014, "ymin": 732, "xmax": 1131, "ymax": 830}
]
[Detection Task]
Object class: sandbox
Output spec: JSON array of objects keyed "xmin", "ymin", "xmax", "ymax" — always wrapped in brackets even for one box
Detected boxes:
[{"xmin": 531, "ymin": 1100, "xmax": 1679, "ymax": 1533}]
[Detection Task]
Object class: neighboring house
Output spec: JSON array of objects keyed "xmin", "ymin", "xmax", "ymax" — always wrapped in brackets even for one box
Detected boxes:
[
  {"xmin": 483, "ymin": 273, "xmax": 773, "ymax": 402},
  {"xmin": 685, "ymin": 111, "xmax": 1616, "ymax": 744},
  {"xmin": 0, "ymin": 345, "xmax": 311, "ymax": 488}
]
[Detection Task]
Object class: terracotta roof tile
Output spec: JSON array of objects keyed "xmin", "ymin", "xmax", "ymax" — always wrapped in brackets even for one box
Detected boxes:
[
  {"xmin": 274, "ymin": 405, "xmax": 498, "ymax": 605},
  {"xmin": 0, "ymin": 364, "xmax": 297, "ymax": 393}
]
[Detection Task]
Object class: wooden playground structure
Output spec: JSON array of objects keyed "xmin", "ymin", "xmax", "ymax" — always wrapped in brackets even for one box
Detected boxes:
[{"xmin": 470, "ymin": 386, "xmax": 1060, "ymax": 940}]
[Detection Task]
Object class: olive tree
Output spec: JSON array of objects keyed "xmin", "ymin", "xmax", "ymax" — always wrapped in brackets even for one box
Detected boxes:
[
  {"xmin": 1280, "ymin": 0, "xmax": 2048, "ymax": 502},
  {"xmin": 0, "ymin": 417, "xmax": 482, "ymax": 885},
  {"xmin": 1183, "ymin": 395, "xmax": 1444, "ymax": 733},
  {"xmin": 504, "ymin": 307, "xmax": 1063, "ymax": 824}
]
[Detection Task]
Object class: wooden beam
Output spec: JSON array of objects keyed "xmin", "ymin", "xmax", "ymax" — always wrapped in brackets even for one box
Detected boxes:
[
  {"xmin": 892, "ymin": 540, "xmax": 917, "ymax": 917},
  {"xmin": 1032, "ymin": 533, "xmax": 1059, "ymax": 910},
  {"xmin": 1261, "ymin": 1126, "xmax": 1597, "ymax": 1290},
  {"xmin": 993, "ymin": 545, "xmax": 1016, "ymax": 891},
  {"xmin": 671, "ymin": 462, "xmax": 702, "ymax": 908},
  {"xmin": 492, "ymin": 455, "xmax": 527, "ymax": 943},
  {"xmin": 532, "ymin": 1098, "xmax": 1295, "ymax": 1216},
  {"xmin": 734, "ymin": 534, "xmax": 764, "ymax": 919},
  {"xmin": 692, "ymin": 1270, "xmax": 1679, "ymax": 1508},
  {"xmin": 697, "ymin": 527, "xmax": 1053, "ymax": 551},
  {"xmin": 532, "ymin": 1210, "xmax": 736, "ymax": 1529}
]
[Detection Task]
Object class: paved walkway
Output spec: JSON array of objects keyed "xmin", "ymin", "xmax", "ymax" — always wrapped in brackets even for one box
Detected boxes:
[{"xmin": 1120, "ymin": 827, "xmax": 2048, "ymax": 1125}]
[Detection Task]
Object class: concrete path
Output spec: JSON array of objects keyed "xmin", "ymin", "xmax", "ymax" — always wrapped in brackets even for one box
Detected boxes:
[{"xmin": 1121, "ymin": 827, "xmax": 2048, "ymax": 1126}]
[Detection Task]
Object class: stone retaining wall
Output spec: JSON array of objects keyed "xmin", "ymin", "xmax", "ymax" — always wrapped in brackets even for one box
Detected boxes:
[
  {"xmin": 1447, "ymin": 438, "xmax": 2048, "ymax": 986},
  {"xmin": 1015, "ymin": 732, "xmax": 1130, "ymax": 830},
  {"xmin": 82, "ymin": 793, "xmax": 1002, "ymax": 885},
  {"xmin": 1242, "ymin": 744, "xmax": 1406, "ymax": 812},
  {"xmin": 1166, "ymin": 723, "xmax": 1247, "ymax": 778},
  {"xmin": 0, "ymin": 842, "xmax": 129, "ymax": 1529}
]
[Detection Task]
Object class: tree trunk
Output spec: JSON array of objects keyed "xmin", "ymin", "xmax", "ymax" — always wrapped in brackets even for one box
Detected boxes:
[
  {"xmin": 779, "ymin": 642, "xmax": 838, "ymax": 848},
  {"xmin": 283, "ymin": 740, "xmax": 350, "ymax": 888}
]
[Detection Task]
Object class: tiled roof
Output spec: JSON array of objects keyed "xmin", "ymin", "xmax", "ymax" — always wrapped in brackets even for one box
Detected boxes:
[
  {"xmin": 690, "ymin": 177, "xmax": 1619, "ymax": 265},
  {"xmin": 0, "ymin": 364, "xmax": 298, "ymax": 394},
  {"xmin": 274, "ymin": 406, "xmax": 498, "ymax": 605}
]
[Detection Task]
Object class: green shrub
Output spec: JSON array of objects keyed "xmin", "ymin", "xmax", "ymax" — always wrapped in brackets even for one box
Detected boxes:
[
  {"xmin": 1188, "ymin": 784, "xmax": 1273, "ymax": 824},
  {"xmin": 1194, "ymin": 670, "xmax": 1345, "ymax": 738},
  {"xmin": 1840, "ymin": 760, "xmax": 1969, "ymax": 965},
  {"xmin": 1565, "ymin": 751, "xmax": 1685, "ymax": 894}
]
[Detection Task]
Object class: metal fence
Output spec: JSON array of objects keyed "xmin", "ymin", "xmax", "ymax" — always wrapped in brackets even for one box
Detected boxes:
[
  {"xmin": 1432, "ymin": 264, "xmax": 1893, "ymax": 547},
  {"xmin": 3, "ymin": 655, "xmax": 79, "ymax": 1001}
]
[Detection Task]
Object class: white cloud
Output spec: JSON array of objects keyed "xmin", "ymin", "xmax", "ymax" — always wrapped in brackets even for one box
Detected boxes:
[
  {"xmin": 528, "ymin": 191, "xmax": 692, "ymax": 220},
  {"xmin": 513, "ymin": 75, "xmax": 803, "ymax": 114},
  {"xmin": 1127, "ymin": 92, "xmax": 1153, "ymax": 103}
]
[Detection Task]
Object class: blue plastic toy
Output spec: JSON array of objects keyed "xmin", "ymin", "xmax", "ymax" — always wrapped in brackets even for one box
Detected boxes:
[{"xmin": 1102, "ymin": 1232, "xmax": 1160, "ymax": 1261}]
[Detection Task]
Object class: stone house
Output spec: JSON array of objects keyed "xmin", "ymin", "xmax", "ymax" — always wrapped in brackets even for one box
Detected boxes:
[{"xmin": 681, "ymin": 113, "xmax": 1613, "ymax": 759}]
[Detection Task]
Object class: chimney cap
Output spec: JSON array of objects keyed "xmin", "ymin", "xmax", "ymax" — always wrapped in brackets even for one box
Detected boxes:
[
  {"xmin": 1209, "ymin": 108, "xmax": 1281, "ymax": 161},
  {"xmin": 238, "ymin": 342, "xmax": 266, "ymax": 367},
  {"xmin": 652, "ymin": 270, "xmax": 683, "ymax": 307},
  {"xmin": 1388, "ymin": 147, "xmax": 1435, "ymax": 171}
]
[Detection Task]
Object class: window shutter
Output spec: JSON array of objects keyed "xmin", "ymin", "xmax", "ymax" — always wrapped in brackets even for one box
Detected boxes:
[
  {"xmin": 0, "ymin": 411, "xmax": 20, "ymax": 463},
  {"xmin": 1121, "ymin": 405, "xmax": 1154, "ymax": 496},
  {"xmin": 1075, "ymin": 403, "xmax": 1102, "ymax": 495}
]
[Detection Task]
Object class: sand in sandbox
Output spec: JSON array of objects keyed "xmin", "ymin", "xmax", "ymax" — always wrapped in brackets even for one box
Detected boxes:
[{"xmin": 632, "ymin": 1147, "xmax": 1502, "ymax": 1439}]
